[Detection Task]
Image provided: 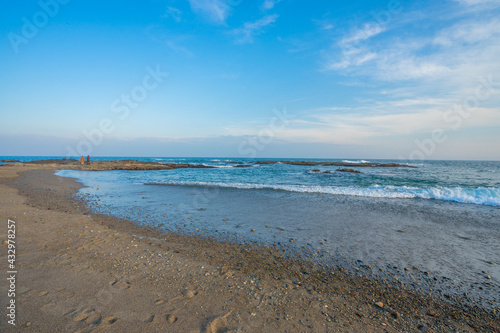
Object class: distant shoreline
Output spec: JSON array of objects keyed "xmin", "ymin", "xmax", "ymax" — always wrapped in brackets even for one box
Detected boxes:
[{"xmin": 1, "ymin": 158, "xmax": 416, "ymax": 171}]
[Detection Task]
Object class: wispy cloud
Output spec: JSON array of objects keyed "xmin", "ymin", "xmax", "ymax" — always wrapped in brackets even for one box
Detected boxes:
[
  {"xmin": 165, "ymin": 39, "xmax": 195, "ymax": 58},
  {"xmin": 224, "ymin": 97, "xmax": 500, "ymax": 145},
  {"xmin": 164, "ymin": 7, "xmax": 182, "ymax": 22},
  {"xmin": 324, "ymin": 3, "xmax": 500, "ymax": 89},
  {"xmin": 261, "ymin": 0, "xmax": 282, "ymax": 11},
  {"xmin": 313, "ymin": 19, "xmax": 334, "ymax": 31},
  {"xmin": 341, "ymin": 24, "xmax": 386, "ymax": 45},
  {"xmin": 325, "ymin": 24, "xmax": 385, "ymax": 70},
  {"xmin": 232, "ymin": 14, "xmax": 278, "ymax": 44},
  {"xmin": 188, "ymin": 0, "xmax": 233, "ymax": 25},
  {"xmin": 434, "ymin": 18, "xmax": 500, "ymax": 46},
  {"xmin": 454, "ymin": 0, "xmax": 500, "ymax": 7},
  {"xmin": 145, "ymin": 25, "xmax": 194, "ymax": 57}
]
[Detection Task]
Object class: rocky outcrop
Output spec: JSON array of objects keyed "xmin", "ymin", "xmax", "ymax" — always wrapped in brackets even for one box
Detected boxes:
[
  {"xmin": 6, "ymin": 159, "xmax": 215, "ymax": 171},
  {"xmin": 336, "ymin": 168, "xmax": 362, "ymax": 173},
  {"xmin": 255, "ymin": 161, "xmax": 416, "ymax": 168},
  {"xmin": 24, "ymin": 158, "xmax": 78, "ymax": 165}
]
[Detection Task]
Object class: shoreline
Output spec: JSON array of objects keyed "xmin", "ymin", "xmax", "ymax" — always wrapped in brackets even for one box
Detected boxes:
[
  {"xmin": 1, "ymin": 158, "xmax": 417, "ymax": 171},
  {"xmin": 0, "ymin": 164, "xmax": 498, "ymax": 332}
]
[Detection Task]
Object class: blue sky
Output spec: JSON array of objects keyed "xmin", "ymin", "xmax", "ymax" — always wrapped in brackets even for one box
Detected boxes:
[{"xmin": 1, "ymin": 0, "xmax": 499, "ymax": 159}]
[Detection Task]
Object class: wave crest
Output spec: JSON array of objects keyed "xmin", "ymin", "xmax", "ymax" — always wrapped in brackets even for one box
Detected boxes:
[{"xmin": 144, "ymin": 181, "xmax": 500, "ymax": 206}]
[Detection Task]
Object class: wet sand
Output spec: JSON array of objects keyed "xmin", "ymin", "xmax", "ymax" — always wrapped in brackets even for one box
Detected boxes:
[{"xmin": 0, "ymin": 164, "xmax": 498, "ymax": 332}]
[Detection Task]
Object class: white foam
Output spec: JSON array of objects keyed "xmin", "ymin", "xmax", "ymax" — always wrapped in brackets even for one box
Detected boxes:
[
  {"xmin": 342, "ymin": 160, "xmax": 370, "ymax": 164},
  {"xmin": 146, "ymin": 181, "xmax": 500, "ymax": 206}
]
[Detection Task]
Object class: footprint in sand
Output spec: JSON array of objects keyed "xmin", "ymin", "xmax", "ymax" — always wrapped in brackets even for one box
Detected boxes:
[
  {"xmin": 169, "ymin": 288, "xmax": 198, "ymax": 303},
  {"xmin": 72, "ymin": 315, "xmax": 118, "ymax": 333},
  {"xmin": 142, "ymin": 314, "xmax": 155, "ymax": 323},
  {"xmin": 153, "ymin": 313, "xmax": 177, "ymax": 325},
  {"xmin": 72, "ymin": 308, "xmax": 96, "ymax": 322},
  {"xmin": 63, "ymin": 308, "xmax": 77, "ymax": 317},
  {"xmin": 166, "ymin": 314, "xmax": 177, "ymax": 324},
  {"xmin": 110, "ymin": 279, "xmax": 131, "ymax": 290},
  {"xmin": 73, "ymin": 313, "xmax": 90, "ymax": 322},
  {"xmin": 85, "ymin": 312, "xmax": 102, "ymax": 325},
  {"xmin": 203, "ymin": 311, "xmax": 233, "ymax": 333},
  {"xmin": 57, "ymin": 288, "xmax": 75, "ymax": 299},
  {"xmin": 18, "ymin": 288, "xmax": 32, "ymax": 295},
  {"xmin": 102, "ymin": 316, "xmax": 118, "ymax": 324}
]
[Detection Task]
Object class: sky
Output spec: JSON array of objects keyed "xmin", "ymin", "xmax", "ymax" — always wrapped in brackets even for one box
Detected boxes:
[{"xmin": 1, "ymin": 0, "xmax": 499, "ymax": 160}]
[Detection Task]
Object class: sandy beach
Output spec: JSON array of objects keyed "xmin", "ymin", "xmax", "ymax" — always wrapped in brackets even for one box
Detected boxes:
[{"xmin": 0, "ymin": 163, "xmax": 499, "ymax": 332}]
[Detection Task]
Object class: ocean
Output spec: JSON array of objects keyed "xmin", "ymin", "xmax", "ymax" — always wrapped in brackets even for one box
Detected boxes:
[
  {"xmin": 3, "ymin": 157, "xmax": 500, "ymax": 207},
  {"xmin": 3, "ymin": 156, "xmax": 500, "ymax": 308}
]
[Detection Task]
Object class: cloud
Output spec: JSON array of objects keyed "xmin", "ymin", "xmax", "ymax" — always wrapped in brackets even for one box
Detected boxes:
[
  {"xmin": 231, "ymin": 14, "xmax": 278, "ymax": 44},
  {"xmin": 314, "ymin": 19, "xmax": 333, "ymax": 31},
  {"xmin": 145, "ymin": 25, "xmax": 194, "ymax": 57},
  {"xmin": 324, "ymin": 4, "xmax": 500, "ymax": 89},
  {"xmin": 325, "ymin": 24, "xmax": 385, "ymax": 70},
  {"xmin": 261, "ymin": 0, "xmax": 282, "ymax": 11},
  {"xmin": 375, "ymin": 19, "xmax": 500, "ymax": 82},
  {"xmin": 327, "ymin": 50, "xmax": 377, "ymax": 70},
  {"xmin": 454, "ymin": 0, "xmax": 500, "ymax": 7},
  {"xmin": 434, "ymin": 19, "xmax": 500, "ymax": 46},
  {"xmin": 188, "ymin": 0, "xmax": 233, "ymax": 24},
  {"xmin": 164, "ymin": 7, "xmax": 182, "ymax": 22},
  {"xmin": 223, "ymin": 93, "xmax": 500, "ymax": 146},
  {"xmin": 165, "ymin": 40, "xmax": 195, "ymax": 57},
  {"xmin": 341, "ymin": 24, "xmax": 386, "ymax": 45}
]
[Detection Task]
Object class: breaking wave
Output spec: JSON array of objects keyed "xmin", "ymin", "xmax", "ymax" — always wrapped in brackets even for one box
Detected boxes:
[{"xmin": 145, "ymin": 181, "xmax": 500, "ymax": 206}]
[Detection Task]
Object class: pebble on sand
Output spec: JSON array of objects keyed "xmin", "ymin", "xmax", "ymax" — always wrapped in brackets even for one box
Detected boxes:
[{"xmin": 375, "ymin": 301, "xmax": 384, "ymax": 308}]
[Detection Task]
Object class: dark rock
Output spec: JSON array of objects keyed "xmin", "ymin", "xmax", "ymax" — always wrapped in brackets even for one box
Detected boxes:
[
  {"xmin": 254, "ymin": 160, "xmax": 417, "ymax": 168},
  {"xmin": 336, "ymin": 168, "xmax": 361, "ymax": 174}
]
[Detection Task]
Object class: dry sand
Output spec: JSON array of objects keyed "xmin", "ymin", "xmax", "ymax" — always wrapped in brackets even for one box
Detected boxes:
[{"xmin": 0, "ymin": 164, "xmax": 498, "ymax": 332}]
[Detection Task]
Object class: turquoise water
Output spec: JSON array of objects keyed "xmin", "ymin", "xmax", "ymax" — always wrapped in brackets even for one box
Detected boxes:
[
  {"xmin": 3, "ymin": 156, "xmax": 500, "ymax": 206},
  {"xmin": 10, "ymin": 156, "xmax": 495, "ymax": 206}
]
